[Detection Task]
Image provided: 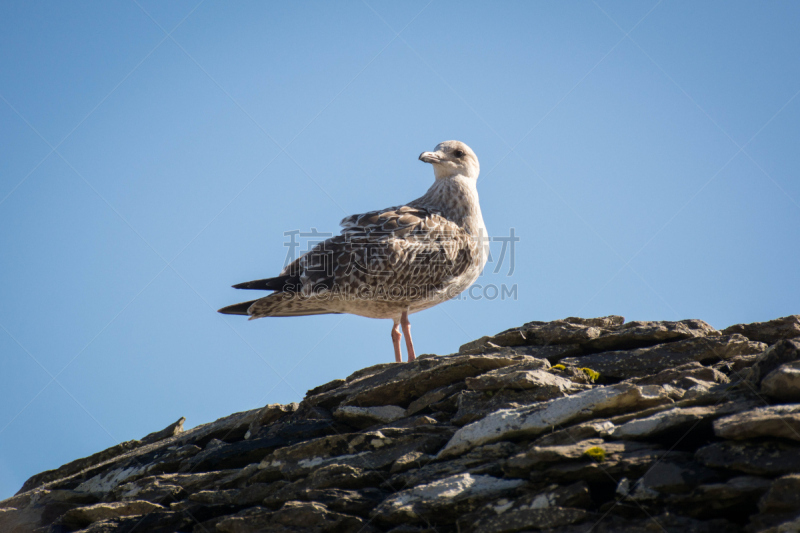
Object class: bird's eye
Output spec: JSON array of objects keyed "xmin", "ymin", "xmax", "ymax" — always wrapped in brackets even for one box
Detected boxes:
[{"xmin": 454, "ymin": 150, "xmax": 465, "ymax": 158}]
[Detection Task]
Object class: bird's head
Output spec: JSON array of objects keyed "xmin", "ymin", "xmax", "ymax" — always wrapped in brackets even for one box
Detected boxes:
[{"xmin": 419, "ymin": 140, "xmax": 479, "ymax": 180}]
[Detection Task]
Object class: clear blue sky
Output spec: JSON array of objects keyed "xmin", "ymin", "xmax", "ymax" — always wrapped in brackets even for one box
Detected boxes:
[{"xmin": 1, "ymin": 1, "xmax": 799, "ymax": 499}]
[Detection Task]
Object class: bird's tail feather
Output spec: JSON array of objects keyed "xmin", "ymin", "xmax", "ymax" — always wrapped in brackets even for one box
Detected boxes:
[
  {"xmin": 217, "ymin": 300, "xmax": 258, "ymax": 315},
  {"xmin": 219, "ymin": 293, "xmax": 340, "ymax": 319},
  {"xmin": 232, "ymin": 275, "xmax": 294, "ymax": 291}
]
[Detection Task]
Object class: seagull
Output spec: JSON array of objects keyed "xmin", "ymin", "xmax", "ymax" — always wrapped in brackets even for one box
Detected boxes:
[{"xmin": 219, "ymin": 140, "xmax": 488, "ymax": 363}]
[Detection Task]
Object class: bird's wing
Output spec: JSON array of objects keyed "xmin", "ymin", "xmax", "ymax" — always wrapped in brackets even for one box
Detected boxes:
[
  {"xmin": 280, "ymin": 206, "xmax": 480, "ymax": 298},
  {"xmin": 338, "ymin": 204, "xmax": 423, "ymax": 232}
]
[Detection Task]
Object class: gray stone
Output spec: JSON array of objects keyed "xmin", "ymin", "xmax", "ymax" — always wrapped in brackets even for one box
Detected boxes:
[
  {"xmin": 696, "ymin": 441, "xmax": 800, "ymax": 476},
  {"xmin": 722, "ymin": 315, "xmax": 800, "ymax": 345},
  {"xmin": 188, "ymin": 489, "xmax": 238, "ymax": 505},
  {"xmin": 714, "ymin": 404, "xmax": 800, "ymax": 442},
  {"xmin": 631, "ymin": 362, "xmax": 730, "ymax": 386},
  {"xmin": 302, "ymin": 487, "xmax": 387, "ymax": 518},
  {"xmin": 680, "ymin": 476, "xmax": 772, "ymax": 518},
  {"xmin": 390, "ymin": 451, "xmax": 433, "ymax": 474},
  {"xmin": 611, "ymin": 402, "xmax": 754, "ymax": 440},
  {"xmin": 216, "ymin": 501, "xmax": 376, "ymax": 533},
  {"xmin": 406, "ymin": 383, "xmax": 466, "ymax": 416},
  {"xmin": 371, "ymin": 473, "xmax": 525, "ymax": 526},
  {"xmin": 528, "ymin": 442, "xmax": 671, "ymax": 485},
  {"xmin": 333, "ymin": 405, "xmax": 406, "ymax": 428},
  {"xmin": 635, "ymin": 461, "xmax": 720, "ymax": 495},
  {"xmin": 561, "ymin": 335, "xmax": 765, "ymax": 380},
  {"xmin": 387, "ymin": 442, "xmax": 518, "ymax": 491},
  {"xmin": 504, "ymin": 438, "xmax": 668, "ymax": 482},
  {"xmin": 582, "ymin": 319, "xmax": 718, "ymax": 352},
  {"xmin": 244, "ymin": 403, "xmax": 298, "ymax": 439},
  {"xmin": 259, "ymin": 429, "xmax": 450, "ymax": 480},
  {"xmin": 761, "ymin": 361, "xmax": 800, "ymax": 401},
  {"xmin": 743, "ymin": 338, "xmax": 800, "ymax": 385},
  {"xmin": 60, "ymin": 501, "xmax": 164, "ymax": 528},
  {"xmin": 305, "ymin": 353, "xmax": 529, "ymax": 409},
  {"xmin": 72, "ymin": 511, "xmax": 195, "ymax": 533},
  {"xmin": 532, "ymin": 420, "xmax": 615, "ymax": 447},
  {"xmin": 571, "ymin": 513, "xmax": 741, "ymax": 533},
  {"xmin": 112, "ymin": 470, "xmax": 240, "ymax": 501},
  {"xmin": 465, "ymin": 359, "xmax": 560, "ymax": 391},
  {"xmin": 272, "ymin": 500, "xmax": 373, "ymax": 532},
  {"xmin": 452, "ymin": 386, "xmax": 588, "ymax": 427},
  {"xmin": 519, "ymin": 320, "xmax": 607, "ymax": 346},
  {"xmin": 215, "ymin": 506, "xmax": 274, "ymax": 533},
  {"xmin": 463, "ymin": 506, "xmax": 590, "ymax": 532},
  {"xmin": 757, "ymin": 516, "xmax": 800, "ymax": 533},
  {"xmin": 714, "ymin": 354, "xmax": 760, "ymax": 376},
  {"xmin": 16, "ymin": 440, "xmax": 144, "ymax": 495},
  {"xmin": 759, "ymin": 474, "xmax": 800, "ymax": 514},
  {"xmin": 439, "ymin": 384, "xmax": 670, "ymax": 458}
]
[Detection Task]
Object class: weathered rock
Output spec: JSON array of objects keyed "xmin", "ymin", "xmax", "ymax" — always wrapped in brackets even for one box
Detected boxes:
[
  {"xmin": 178, "ymin": 437, "xmax": 291, "ymax": 473},
  {"xmin": 696, "ymin": 440, "xmax": 800, "ymax": 476},
  {"xmin": 371, "ymin": 473, "xmax": 525, "ymax": 526},
  {"xmin": 259, "ymin": 429, "xmax": 451, "ymax": 480},
  {"xmin": 244, "ymin": 403, "xmax": 298, "ymax": 439},
  {"xmin": 631, "ymin": 362, "xmax": 730, "ymax": 386},
  {"xmin": 611, "ymin": 401, "xmax": 755, "ymax": 440},
  {"xmin": 215, "ymin": 500, "xmax": 375, "ymax": 533},
  {"xmin": 743, "ymin": 338, "xmax": 800, "ymax": 385},
  {"xmin": 755, "ymin": 516, "xmax": 800, "ymax": 533},
  {"xmin": 581, "ymin": 319, "xmax": 719, "ymax": 353},
  {"xmin": 7, "ymin": 315, "xmax": 800, "ymax": 533},
  {"xmin": 16, "ymin": 441, "xmax": 144, "ymax": 496},
  {"xmin": 459, "ymin": 317, "xmax": 622, "ymax": 354},
  {"xmin": 406, "ymin": 383, "xmax": 466, "ymax": 416},
  {"xmin": 175, "ymin": 408, "xmax": 262, "ymax": 448},
  {"xmin": 452, "ymin": 386, "xmax": 587, "ymax": 427},
  {"xmin": 626, "ymin": 460, "xmax": 720, "ymax": 498},
  {"xmin": 439, "ymin": 384, "xmax": 670, "ymax": 458},
  {"xmin": 714, "ymin": 354, "xmax": 761, "ymax": 376},
  {"xmin": 112, "ymin": 470, "xmax": 241, "ymax": 501},
  {"xmin": 386, "ymin": 442, "xmax": 517, "ymax": 491},
  {"xmin": 272, "ymin": 500, "xmax": 373, "ymax": 532},
  {"xmin": 463, "ymin": 505, "xmax": 591, "ymax": 532},
  {"xmin": 516, "ymin": 320, "xmax": 608, "ymax": 346},
  {"xmin": 722, "ymin": 315, "xmax": 800, "ymax": 345},
  {"xmin": 215, "ymin": 506, "xmax": 273, "ymax": 533},
  {"xmin": 759, "ymin": 474, "xmax": 800, "ymax": 514},
  {"xmin": 71, "ymin": 507, "xmax": 211, "ymax": 533},
  {"xmin": 714, "ymin": 404, "xmax": 800, "ymax": 442},
  {"xmin": 60, "ymin": 500, "xmax": 164, "ymax": 528},
  {"xmin": 301, "ymin": 487, "xmax": 387, "ymax": 518},
  {"xmin": 761, "ymin": 361, "xmax": 800, "ymax": 401},
  {"xmin": 561, "ymin": 335, "xmax": 765, "ymax": 380},
  {"xmin": 305, "ymin": 354, "xmax": 528, "ymax": 409},
  {"xmin": 465, "ymin": 359, "xmax": 561, "ymax": 390},
  {"xmin": 531, "ymin": 420, "xmax": 615, "ymax": 447},
  {"xmin": 566, "ymin": 512, "xmax": 743, "ymax": 533},
  {"xmin": 504, "ymin": 438, "xmax": 669, "ymax": 483},
  {"xmin": 0, "ymin": 490, "xmax": 92, "ymax": 533},
  {"xmin": 665, "ymin": 476, "xmax": 772, "ymax": 520},
  {"xmin": 525, "ymin": 344, "xmax": 585, "ymax": 364},
  {"xmin": 333, "ymin": 405, "xmax": 406, "ymax": 428}
]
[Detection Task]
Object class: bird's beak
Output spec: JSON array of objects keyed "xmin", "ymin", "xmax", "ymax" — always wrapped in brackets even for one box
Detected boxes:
[{"xmin": 419, "ymin": 151, "xmax": 443, "ymax": 164}]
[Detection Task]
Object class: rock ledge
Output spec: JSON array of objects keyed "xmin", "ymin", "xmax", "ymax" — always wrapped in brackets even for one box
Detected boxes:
[{"xmin": 3, "ymin": 314, "xmax": 800, "ymax": 533}]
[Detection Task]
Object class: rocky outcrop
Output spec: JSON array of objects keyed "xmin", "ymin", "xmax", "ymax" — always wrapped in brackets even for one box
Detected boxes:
[{"xmin": 2, "ymin": 314, "xmax": 800, "ymax": 533}]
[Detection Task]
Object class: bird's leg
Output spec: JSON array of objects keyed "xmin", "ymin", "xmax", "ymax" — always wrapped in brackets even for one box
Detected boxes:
[
  {"xmin": 392, "ymin": 320, "xmax": 402, "ymax": 363},
  {"xmin": 400, "ymin": 311, "xmax": 416, "ymax": 363}
]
